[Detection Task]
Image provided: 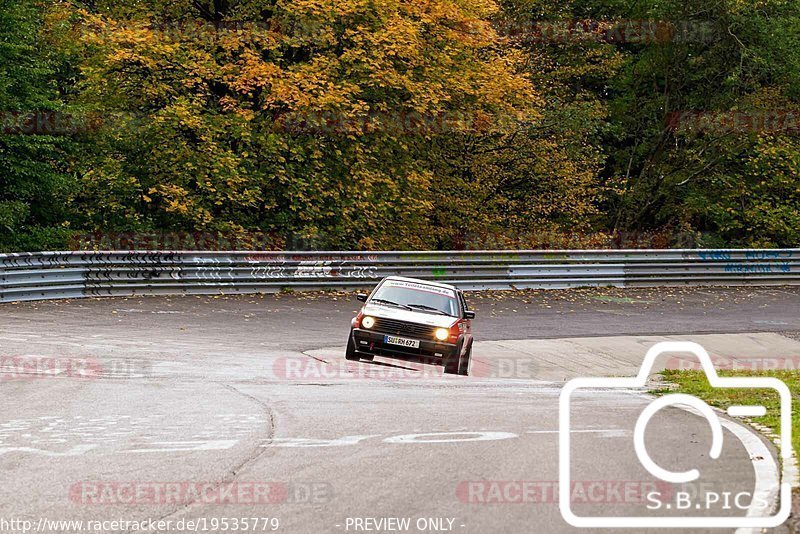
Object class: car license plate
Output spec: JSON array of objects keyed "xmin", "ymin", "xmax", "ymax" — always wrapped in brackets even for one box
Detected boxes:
[{"xmin": 384, "ymin": 335, "xmax": 420, "ymax": 348}]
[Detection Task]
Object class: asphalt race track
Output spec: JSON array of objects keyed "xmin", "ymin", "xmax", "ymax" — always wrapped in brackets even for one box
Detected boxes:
[{"xmin": 1, "ymin": 287, "xmax": 799, "ymax": 534}]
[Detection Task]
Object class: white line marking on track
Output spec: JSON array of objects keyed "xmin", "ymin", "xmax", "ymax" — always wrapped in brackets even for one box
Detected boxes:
[
  {"xmin": 0, "ymin": 444, "xmax": 97, "ymax": 457},
  {"xmin": 384, "ymin": 432, "xmax": 517, "ymax": 444},
  {"xmin": 724, "ymin": 416, "xmax": 783, "ymax": 534},
  {"xmin": 526, "ymin": 429, "xmax": 628, "ymax": 437},
  {"xmin": 674, "ymin": 404, "xmax": 784, "ymax": 534},
  {"xmin": 262, "ymin": 436, "xmax": 380, "ymax": 448},
  {"xmin": 122, "ymin": 440, "xmax": 238, "ymax": 453}
]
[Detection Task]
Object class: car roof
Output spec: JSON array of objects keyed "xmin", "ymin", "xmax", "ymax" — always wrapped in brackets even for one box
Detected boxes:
[{"xmin": 382, "ymin": 276, "xmax": 459, "ymax": 292}]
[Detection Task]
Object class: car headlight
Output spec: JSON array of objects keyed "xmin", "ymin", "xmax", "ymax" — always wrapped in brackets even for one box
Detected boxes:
[
  {"xmin": 361, "ymin": 316, "xmax": 375, "ymax": 329},
  {"xmin": 434, "ymin": 328, "xmax": 449, "ymax": 341}
]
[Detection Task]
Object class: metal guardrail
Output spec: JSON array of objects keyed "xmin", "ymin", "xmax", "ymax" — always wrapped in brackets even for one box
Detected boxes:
[{"xmin": 0, "ymin": 249, "xmax": 798, "ymax": 303}]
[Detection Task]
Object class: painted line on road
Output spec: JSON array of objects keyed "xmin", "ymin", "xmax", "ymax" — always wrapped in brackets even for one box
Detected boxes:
[
  {"xmin": 383, "ymin": 432, "xmax": 517, "ymax": 444},
  {"xmin": 526, "ymin": 429, "xmax": 628, "ymax": 438},
  {"xmin": 261, "ymin": 428, "xmax": 630, "ymax": 449},
  {"xmin": 0, "ymin": 444, "xmax": 97, "ymax": 457},
  {"xmin": 675, "ymin": 405, "xmax": 782, "ymax": 534},
  {"xmin": 121, "ymin": 440, "xmax": 238, "ymax": 453}
]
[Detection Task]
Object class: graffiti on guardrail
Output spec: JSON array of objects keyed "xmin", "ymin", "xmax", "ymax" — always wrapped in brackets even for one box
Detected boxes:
[
  {"xmin": 82, "ymin": 252, "xmax": 182, "ymax": 282},
  {"xmin": 86, "ymin": 269, "xmax": 182, "ymax": 281},
  {"xmin": 2, "ymin": 250, "xmax": 799, "ymax": 303},
  {"xmin": 0, "ymin": 254, "xmax": 72, "ymax": 268},
  {"xmin": 723, "ymin": 263, "xmax": 792, "ymax": 274},
  {"xmin": 744, "ymin": 250, "xmax": 794, "ymax": 260},
  {"xmin": 243, "ymin": 254, "xmax": 379, "ymax": 262},
  {"xmin": 189, "ymin": 258, "xmax": 379, "ymax": 281},
  {"xmin": 682, "ymin": 250, "xmax": 796, "ymax": 275},
  {"xmin": 250, "ymin": 261, "xmax": 378, "ymax": 280},
  {"xmin": 686, "ymin": 250, "xmax": 795, "ymax": 262},
  {"xmin": 695, "ymin": 251, "xmax": 732, "ymax": 261},
  {"xmin": 680, "ymin": 249, "xmax": 795, "ymax": 272},
  {"xmin": 307, "ymin": 261, "xmax": 377, "ymax": 279},
  {"xmin": 1, "ymin": 252, "xmax": 183, "ymax": 269}
]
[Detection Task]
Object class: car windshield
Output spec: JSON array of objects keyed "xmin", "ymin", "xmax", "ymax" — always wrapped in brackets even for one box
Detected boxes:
[{"xmin": 370, "ymin": 281, "xmax": 459, "ymax": 317}]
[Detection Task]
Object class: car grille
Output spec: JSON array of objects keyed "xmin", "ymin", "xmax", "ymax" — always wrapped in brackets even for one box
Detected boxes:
[{"xmin": 372, "ymin": 318, "xmax": 438, "ymax": 339}]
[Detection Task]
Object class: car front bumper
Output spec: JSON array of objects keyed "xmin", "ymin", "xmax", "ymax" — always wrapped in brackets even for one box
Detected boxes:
[{"xmin": 352, "ymin": 328, "xmax": 459, "ymax": 360}]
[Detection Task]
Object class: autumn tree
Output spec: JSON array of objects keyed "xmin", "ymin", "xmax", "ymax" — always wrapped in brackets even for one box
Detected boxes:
[
  {"xmin": 426, "ymin": 0, "xmax": 624, "ymax": 249},
  {"xmin": 62, "ymin": 0, "xmax": 539, "ymax": 248}
]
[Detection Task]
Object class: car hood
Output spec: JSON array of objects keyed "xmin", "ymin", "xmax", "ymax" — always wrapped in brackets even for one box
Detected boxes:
[{"xmin": 362, "ymin": 304, "xmax": 459, "ymax": 328}]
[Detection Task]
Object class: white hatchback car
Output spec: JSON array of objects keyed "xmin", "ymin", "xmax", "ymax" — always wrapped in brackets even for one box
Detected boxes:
[{"xmin": 345, "ymin": 276, "xmax": 475, "ymax": 375}]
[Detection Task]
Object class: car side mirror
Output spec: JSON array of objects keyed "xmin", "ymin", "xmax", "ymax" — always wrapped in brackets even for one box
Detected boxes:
[
  {"xmin": 356, "ymin": 293, "xmax": 368, "ymax": 302},
  {"xmin": 464, "ymin": 310, "xmax": 476, "ymax": 319}
]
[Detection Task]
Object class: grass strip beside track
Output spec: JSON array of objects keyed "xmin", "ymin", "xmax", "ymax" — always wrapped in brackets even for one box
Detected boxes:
[{"xmin": 656, "ymin": 370, "xmax": 800, "ymax": 457}]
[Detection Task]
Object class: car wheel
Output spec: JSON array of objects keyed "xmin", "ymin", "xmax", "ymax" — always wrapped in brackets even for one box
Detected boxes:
[
  {"xmin": 458, "ymin": 341, "xmax": 472, "ymax": 376},
  {"xmin": 443, "ymin": 353, "xmax": 459, "ymax": 374},
  {"xmin": 443, "ymin": 339, "xmax": 462, "ymax": 374},
  {"xmin": 345, "ymin": 332, "xmax": 360, "ymax": 361}
]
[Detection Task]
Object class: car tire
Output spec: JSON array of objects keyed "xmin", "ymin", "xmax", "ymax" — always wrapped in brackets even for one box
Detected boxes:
[
  {"xmin": 345, "ymin": 332, "xmax": 360, "ymax": 361},
  {"xmin": 443, "ymin": 339, "xmax": 463, "ymax": 374},
  {"xmin": 458, "ymin": 340, "xmax": 472, "ymax": 376},
  {"xmin": 443, "ymin": 354, "xmax": 459, "ymax": 374}
]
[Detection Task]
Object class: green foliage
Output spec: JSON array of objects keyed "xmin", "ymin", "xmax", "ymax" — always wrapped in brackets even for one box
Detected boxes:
[
  {"xmin": 0, "ymin": 0, "xmax": 78, "ymax": 252},
  {"xmin": 596, "ymin": 0, "xmax": 800, "ymax": 246}
]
